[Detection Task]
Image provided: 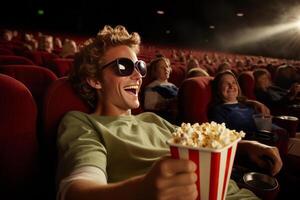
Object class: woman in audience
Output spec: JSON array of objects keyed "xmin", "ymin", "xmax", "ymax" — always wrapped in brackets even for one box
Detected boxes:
[
  {"xmin": 185, "ymin": 58, "xmax": 210, "ymax": 78},
  {"xmin": 57, "ymin": 25, "xmax": 282, "ymax": 200},
  {"xmin": 60, "ymin": 39, "xmax": 78, "ymax": 58},
  {"xmin": 186, "ymin": 67, "xmax": 209, "ymax": 78},
  {"xmin": 208, "ymin": 70, "xmax": 284, "ymax": 136},
  {"xmin": 177, "ymin": 50, "xmax": 187, "ymax": 64},
  {"xmin": 253, "ymin": 68, "xmax": 300, "ymax": 108},
  {"xmin": 216, "ymin": 62, "xmax": 231, "ymax": 74},
  {"xmin": 2, "ymin": 29, "xmax": 13, "ymax": 42},
  {"xmin": 186, "ymin": 58, "xmax": 199, "ymax": 71},
  {"xmin": 54, "ymin": 37, "xmax": 63, "ymax": 49},
  {"xmin": 143, "ymin": 57, "xmax": 178, "ymax": 122},
  {"xmin": 274, "ymin": 64, "xmax": 300, "ymax": 90},
  {"xmin": 21, "ymin": 33, "xmax": 38, "ymax": 51},
  {"xmin": 53, "ymin": 37, "xmax": 63, "ymax": 54}
]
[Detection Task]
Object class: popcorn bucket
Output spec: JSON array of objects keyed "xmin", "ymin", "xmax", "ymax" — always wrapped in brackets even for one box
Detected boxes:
[{"xmin": 167, "ymin": 138, "xmax": 241, "ymax": 200}]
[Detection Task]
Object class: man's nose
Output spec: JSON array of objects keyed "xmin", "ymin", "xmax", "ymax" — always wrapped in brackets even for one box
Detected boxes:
[{"xmin": 131, "ymin": 68, "xmax": 142, "ymax": 79}]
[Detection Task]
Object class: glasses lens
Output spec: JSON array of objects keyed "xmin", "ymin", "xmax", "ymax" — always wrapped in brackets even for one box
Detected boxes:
[
  {"xmin": 135, "ymin": 60, "xmax": 147, "ymax": 77},
  {"xmin": 117, "ymin": 58, "xmax": 134, "ymax": 76}
]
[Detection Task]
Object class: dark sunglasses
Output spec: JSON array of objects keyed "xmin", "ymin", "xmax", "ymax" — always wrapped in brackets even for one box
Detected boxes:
[{"xmin": 100, "ymin": 58, "xmax": 147, "ymax": 77}]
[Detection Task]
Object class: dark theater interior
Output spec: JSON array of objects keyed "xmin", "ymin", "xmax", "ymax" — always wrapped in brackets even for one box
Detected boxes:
[
  {"xmin": 2, "ymin": 0, "xmax": 300, "ymax": 58},
  {"xmin": 1, "ymin": 0, "xmax": 300, "ymax": 200}
]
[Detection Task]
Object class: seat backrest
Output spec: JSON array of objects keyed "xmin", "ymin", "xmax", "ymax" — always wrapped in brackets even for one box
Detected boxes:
[
  {"xmin": 51, "ymin": 58, "xmax": 74, "ymax": 77},
  {"xmin": 238, "ymin": 71, "xmax": 256, "ymax": 100},
  {"xmin": 0, "ymin": 47, "xmax": 14, "ymax": 55},
  {"xmin": 169, "ymin": 66, "xmax": 186, "ymax": 87},
  {"xmin": 0, "ymin": 65, "xmax": 58, "ymax": 110},
  {"xmin": 0, "ymin": 55, "xmax": 35, "ymax": 65},
  {"xmin": 42, "ymin": 77, "xmax": 92, "ymax": 198},
  {"xmin": 178, "ymin": 76, "xmax": 213, "ymax": 124},
  {"xmin": 27, "ymin": 51, "xmax": 59, "ymax": 68},
  {"xmin": 0, "ymin": 74, "xmax": 39, "ymax": 198},
  {"xmin": 43, "ymin": 77, "xmax": 91, "ymax": 162}
]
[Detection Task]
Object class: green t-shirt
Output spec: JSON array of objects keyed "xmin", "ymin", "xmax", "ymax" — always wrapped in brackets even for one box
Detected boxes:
[
  {"xmin": 57, "ymin": 111, "xmax": 259, "ymax": 199},
  {"xmin": 57, "ymin": 111, "xmax": 175, "ymax": 183}
]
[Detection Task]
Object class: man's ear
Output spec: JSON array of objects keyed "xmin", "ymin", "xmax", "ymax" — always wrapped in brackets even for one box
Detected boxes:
[{"xmin": 86, "ymin": 78, "xmax": 102, "ymax": 89}]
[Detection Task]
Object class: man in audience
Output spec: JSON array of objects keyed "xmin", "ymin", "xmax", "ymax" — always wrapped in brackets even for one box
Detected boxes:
[{"xmin": 56, "ymin": 25, "xmax": 282, "ymax": 200}]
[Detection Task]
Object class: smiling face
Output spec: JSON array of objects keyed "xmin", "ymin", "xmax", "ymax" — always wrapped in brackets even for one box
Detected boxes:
[
  {"xmin": 218, "ymin": 74, "xmax": 239, "ymax": 103},
  {"xmin": 155, "ymin": 59, "xmax": 171, "ymax": 81},
  {"xmin": 96, "ymin": 45, "xmax": 143, "ymax": 115},
  {"xmin": 256, "ymin": 73, "xmax": 271, "ymax": 90}
]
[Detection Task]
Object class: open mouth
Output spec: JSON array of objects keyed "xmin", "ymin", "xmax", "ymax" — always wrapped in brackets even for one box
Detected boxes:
[{"xmin": 124, "ymin": 85, "xmax": 139, "ymax": 96}]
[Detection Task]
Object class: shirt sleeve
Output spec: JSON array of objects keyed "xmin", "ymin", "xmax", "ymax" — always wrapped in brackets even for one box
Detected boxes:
[
  {"xmin": 56, "ymin": 111, "xmax": 108, "ymax": 186},
  {"xmin": 57, "ymin": 166, "xmax": 107, "ymax": 200}
]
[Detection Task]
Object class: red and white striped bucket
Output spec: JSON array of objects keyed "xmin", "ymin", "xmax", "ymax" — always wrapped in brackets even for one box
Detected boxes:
[{"xmin": 167, "ymin": 138, "xmax": 240, "ymax": 200}]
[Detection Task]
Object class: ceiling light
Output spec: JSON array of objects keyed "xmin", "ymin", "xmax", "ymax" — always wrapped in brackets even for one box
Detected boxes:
[{"xmin": 157, "ymin": 10, "xmax": 164, "ymax": 15}]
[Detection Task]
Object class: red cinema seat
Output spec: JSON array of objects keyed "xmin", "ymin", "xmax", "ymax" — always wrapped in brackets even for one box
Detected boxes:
[
  {"xmin": 42, "ymin": 77, "xmax": 92, "ymax": 199},
  {"xmin": 238, "ymin": 71, "xmax": 256, "ymax": 100},
  {"xmin": 169, "ymin": 66, "xmax": 186, "ymax": 87},
  {"xmin": 0, "ymin": 55, "xmax": 35, "ymax": 65},
  {"xmin": 31, "ymin": 51, "xmax": 59, "ymax": 66},
  {"xmin": 51, "ymin": 58, "xmax": 74, "ymax": 77},
  {"xmin": 0, "ymin": 74, "xmax": 40, "ymax": 199},
  {"xmin": 178, "ymin": 76, "xmax": 213, "ymax": 124},
  {"xmin": 0, "ymin": 65, "xmax": 58, "ymax": 110},
  {"xmin": 0, "ymin": 47, "xmax": 14, "ymax": 55},
  {"xmin": 43, "ymin": 77, "xmax": 91, "ymax": 151}
]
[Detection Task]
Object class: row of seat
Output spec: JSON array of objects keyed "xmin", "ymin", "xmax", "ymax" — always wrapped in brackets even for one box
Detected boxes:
[
  {"xmin": 0, "ymin": 74, "xmax": 40, "ymax": 199},
  {"xmin": 1, "ymin": 66, "xmax": 299, "ymax": 199},
  {"xmin": 0, "ymin": 55, "xmax": 74, "ymax": 77},
  {"xmin": 0, "ymin": 73, "xmax": 92, "ymax": 199}
]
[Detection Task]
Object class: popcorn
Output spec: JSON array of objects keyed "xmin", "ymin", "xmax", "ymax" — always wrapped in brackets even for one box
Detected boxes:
[
  {"xmin": 171, "ymin": 122, "xmax": 245, "ymax": 149},
  {"xmin": 167, "ymin": 122, "xmax": 244, "ymax": 200}
]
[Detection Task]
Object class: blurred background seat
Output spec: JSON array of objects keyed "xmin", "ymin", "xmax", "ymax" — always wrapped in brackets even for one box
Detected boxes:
[
  {"xmin": 0, "ymin": 55, "xmax": 35, "ymax": 65},
  {"xmin": 238, "ymin": 71, "xmax": 256, "ymax": 100},
  {"xmin": 169, "ymin": 65, "xmax": 186, "ymax": 88},
  {"xmin": 0, "ymin": 74, "xmax": 40, "ymax": 199},
  {"xmin": 0, "ymin": 47, "xmax": 14, "ymax": 55},
  {"xmin": 0, "ymin": 64, "xmax": 58, "ymax": 111},
  {"xmin": 42, "ymin": 77, "xmax": 91, "ymax": 199},
  {"xmin": 51, "ymin": 58, "xmax": 74, "ymax": 77},
  {"xmin": 178, "ymin": 76, "xmax": 213, "ymax": 124}
]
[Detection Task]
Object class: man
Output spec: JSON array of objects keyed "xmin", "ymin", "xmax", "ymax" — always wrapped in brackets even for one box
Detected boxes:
[{"xmin": 57, "ymin": 25, "xmax": 282, "ymax": 200}]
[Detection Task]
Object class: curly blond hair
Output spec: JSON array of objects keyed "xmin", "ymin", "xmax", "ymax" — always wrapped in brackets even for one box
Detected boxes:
[{"xmin": 69, "ymin": 25, "xmax": 141, "ymax": 108}]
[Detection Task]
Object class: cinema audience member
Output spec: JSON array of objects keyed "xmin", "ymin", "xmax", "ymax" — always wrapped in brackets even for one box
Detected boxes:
[
  {"xmin": 57, "ymin": 25, "xmax": 282, "ymax": 200},
  {"xmin": 144, "ymin": 56, "xmax": 178, "ymax": 122},
  {"xmin": 253, "ymin": 68, "xmax": 300, "ymax": 108}
]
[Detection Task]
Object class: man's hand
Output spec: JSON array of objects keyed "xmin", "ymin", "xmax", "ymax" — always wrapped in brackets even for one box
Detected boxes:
[{"xmin": 140, "ymin": 157, "xmax": 198, "ymax": 200}]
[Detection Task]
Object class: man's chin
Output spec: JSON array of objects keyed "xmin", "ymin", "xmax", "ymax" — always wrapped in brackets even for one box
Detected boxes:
[
  {"xmin": 127, "ymin": 100, "xmax": 140, "ymax": 110},
  {"xmin": 132, "ymin": 103, "xmax": 140, "ymax": 109}
]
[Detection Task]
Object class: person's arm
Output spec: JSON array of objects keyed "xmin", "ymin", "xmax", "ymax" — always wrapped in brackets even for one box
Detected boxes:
[
  {"xmin": 288, "ymin": 83, "xmax": 300, "ymax": 101},
  {"xmin": 244, "ymin": 99, "xmax": 270, "ymax": 115},
  {"xmin": 58, "ymin": 166, "xmax": 107, "ymax": 200},
  {"xmin": 64, "ymin": 158, "xmax": 198, "ymax": 200},
  {"xmin": 237, "ymin": 140, "xmax": 282, "ymax": 176}
]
